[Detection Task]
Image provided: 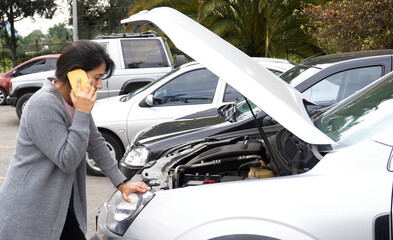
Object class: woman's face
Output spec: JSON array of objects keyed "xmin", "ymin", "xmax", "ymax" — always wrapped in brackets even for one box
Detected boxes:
[{"xmin": 87, "ymin": 62, "xmax": 106, "ymax": 89}]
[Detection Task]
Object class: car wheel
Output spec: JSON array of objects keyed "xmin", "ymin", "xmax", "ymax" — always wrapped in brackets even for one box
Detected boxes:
[
  {"xmin": 0, "ymin": 88, "xmax": 7, "ymax": 105},
  {"xmin": 16, "ymin": 93, "xmax": 33, "ymax": 119},
  {"xmin": 86, "ymin": 132, "xmax": 125, "ymax": 176}
]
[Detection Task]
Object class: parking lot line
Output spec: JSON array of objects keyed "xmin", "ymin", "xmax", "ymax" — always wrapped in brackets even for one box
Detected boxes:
[{"xmin": 0, "ymin": 146, "xmax": 15, "ymax": 148}]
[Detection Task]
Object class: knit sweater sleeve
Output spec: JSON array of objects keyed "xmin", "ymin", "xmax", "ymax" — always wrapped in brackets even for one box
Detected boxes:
[
  {"xmin": 87, "ymin": 118, "xmax": 127, "ymax": 187},
  {"xmin": 24, "ymin": 91, "xmax": 91, "ymax": 173}
]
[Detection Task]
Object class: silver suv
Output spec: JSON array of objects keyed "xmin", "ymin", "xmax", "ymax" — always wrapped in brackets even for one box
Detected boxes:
[{"xmin": 7, "ymin": 31, "xmax": 184, "ymax": 119}]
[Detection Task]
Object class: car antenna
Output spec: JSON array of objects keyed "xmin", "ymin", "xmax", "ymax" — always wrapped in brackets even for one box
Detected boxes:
[{"xmin": 244, "ymin": 97, "xmax": 282, "ymax": 175}]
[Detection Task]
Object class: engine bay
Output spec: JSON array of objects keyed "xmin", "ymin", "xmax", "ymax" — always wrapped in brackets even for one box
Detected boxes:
[{"xmin": 138, "ymin": 130, "xmax": 322, "ymax": 192}]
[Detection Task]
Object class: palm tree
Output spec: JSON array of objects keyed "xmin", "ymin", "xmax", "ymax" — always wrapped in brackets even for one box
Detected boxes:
[
  {"xmin": 127, "ymin": 0, "xmax": 321, "ymax": 60},
  {"xmin": 199, "ymin": 0, "xmax": 321, "ymax": 59}
]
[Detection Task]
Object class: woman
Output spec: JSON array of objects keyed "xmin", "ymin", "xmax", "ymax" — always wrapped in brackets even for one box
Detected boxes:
[{"xmin": 0, "ymin": 40, "xmax": 150, "ymax": 240}]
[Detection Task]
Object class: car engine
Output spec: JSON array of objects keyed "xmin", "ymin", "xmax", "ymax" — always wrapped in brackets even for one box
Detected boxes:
[{"xmin": 137, "ymin": 130, "xmax": 322, "ymax": 192}]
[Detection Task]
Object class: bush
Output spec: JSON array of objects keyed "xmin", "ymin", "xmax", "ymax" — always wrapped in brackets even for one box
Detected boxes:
[{"xmin": 302, "ymin": 0, "xmax": 393, "ymax": 53}]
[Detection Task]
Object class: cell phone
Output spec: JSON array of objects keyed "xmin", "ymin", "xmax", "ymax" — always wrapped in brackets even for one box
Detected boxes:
[{"xmin": 67, "ymin": 69, "xmax": 89, "ymax": 95}]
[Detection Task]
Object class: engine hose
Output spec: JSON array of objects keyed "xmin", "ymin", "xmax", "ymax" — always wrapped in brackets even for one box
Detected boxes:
[
  {"xmin": 237, "ymin": 160, "xmax": 261, "ymax": 176},
  {"xmin": 174, "ymin": 155, "xmax": 261, "ymax": 188},
  {"xmin": 238, "ymin": 161, "xmax": 273, "ymax": 176}
]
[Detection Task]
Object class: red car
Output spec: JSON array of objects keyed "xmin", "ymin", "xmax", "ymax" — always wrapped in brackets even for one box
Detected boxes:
[{"xmin": 0, "ymin": 54, "xmax": 59, "ymax": 105}]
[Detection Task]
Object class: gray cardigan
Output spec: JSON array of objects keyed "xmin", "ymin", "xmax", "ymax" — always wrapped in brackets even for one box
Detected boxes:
[{"xmin": 0, "ymin": 80, "xmax": 126, "ymax": 239}]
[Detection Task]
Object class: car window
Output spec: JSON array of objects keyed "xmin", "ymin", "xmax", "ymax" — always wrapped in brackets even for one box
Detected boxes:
[
  {"xmin": 234, "ymin": 99, "xmax": 260, "ymax": 122},
  {"xmin": 222, "ymin": 67, "xmax": 285, "ymax": 102},
  {"xmin": 16, "ymin": 59, "xmax": 47, "ymax": 76},
  {"xmin": 153, "ymin": 68, "xmax": 218, "ymax": 106},
  {"xmin": 121, "ymin": 39, "xmax": 169, "ymax": 68},
  {"xmin": 267, "ymin": 68, "xmax": 283, "ymax": 76},
  {"xmin": 280, "ymin": 64, "xmax": 321, "ymax": 86},
  {"xmin": 302, "ymin": 66, "xmax": 382, "ymax": 107},
  {"xmin": 223, "ymin": 84, "xmax": 243, "ymax": 102},
  {"xmin": 125, "ymin": 68, "xmax": 181, "ymax": 101},
  {"xmin": 316, "ymin": 72, "xmax": 393, "ymax": 146},
  {"xmin": 48, "ymin": 58, "xmax": 57, "ymax": 70}
]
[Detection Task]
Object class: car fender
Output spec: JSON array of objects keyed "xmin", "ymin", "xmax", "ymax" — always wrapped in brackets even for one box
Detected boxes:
[
  {"xmin": 119, "ymin": 78, "xmax": 154, "ymax": 95},
  {"xmin": 176, "ymin": 217, "xmax": 317, "ymax": 240},
  {"xmin": 12, "ymin": 83, "xmax": 43, "ymax": 98}
]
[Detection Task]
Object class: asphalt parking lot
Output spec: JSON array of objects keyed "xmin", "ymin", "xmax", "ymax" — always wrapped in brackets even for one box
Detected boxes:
[{"xmin": 0, "ymin": 105, "xmax": 115, "ymax": 239}]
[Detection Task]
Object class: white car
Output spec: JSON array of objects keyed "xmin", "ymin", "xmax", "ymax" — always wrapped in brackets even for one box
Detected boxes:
[
  {"xmin": 88, "ymin": 58, "xmax": 293, "ymax": 175},
  {"xmin": 92, "ymin": 7, "xmax": 393, "ymax": 240}
]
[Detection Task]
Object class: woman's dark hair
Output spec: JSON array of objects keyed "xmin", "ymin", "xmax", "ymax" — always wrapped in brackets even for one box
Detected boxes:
[{"xmin": 55, "ymin": 40, "xmax": 115, "ymax": 84}]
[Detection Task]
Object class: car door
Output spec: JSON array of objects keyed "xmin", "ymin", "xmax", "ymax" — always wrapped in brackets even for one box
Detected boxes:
[{"xmin": 126, "ymin": 68, "xmax": 222, "ymax": 141}]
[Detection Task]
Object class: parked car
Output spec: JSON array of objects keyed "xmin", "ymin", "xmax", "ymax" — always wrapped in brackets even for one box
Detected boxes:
[
  {"xmin": 93, "ymin": 7, "xmax": 393, "ymax": 240},
  {"xmin": 87, "ymin": 58, "xmax": 293, "ymax": 175},
  {"xmin": 7, "ymin": 31, "xmax": 182, "ymax": 119},
  {"xmin": 0, "ymin": 54, "xmax": 58, "ymax": 105},
  {"xmin": 119, "ymin": 48, "xmax": 393, "ymax": 179}
]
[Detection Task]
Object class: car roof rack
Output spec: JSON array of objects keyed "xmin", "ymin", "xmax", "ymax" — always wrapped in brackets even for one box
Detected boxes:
[{"xmin": 96, "ymin": 30, "xmax": 159, "ymax": 39}]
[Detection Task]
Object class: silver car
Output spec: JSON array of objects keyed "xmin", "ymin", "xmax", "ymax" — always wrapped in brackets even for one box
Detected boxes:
[{"xmin": 93, "ymin": 7, "xmax": 393, "ymax": 240}]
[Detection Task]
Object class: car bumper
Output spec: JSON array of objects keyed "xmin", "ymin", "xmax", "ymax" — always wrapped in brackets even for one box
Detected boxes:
[
  {"xmin": 6, "ymin": 95, "xmax": 17, "ymax": 106},
  {"xmin": 92, "ymin": 204, "xmax": 132, "ymax": 240},
  {"xmin": 119, "ymin": 162, "xmax": 142, "ymax": 180}
]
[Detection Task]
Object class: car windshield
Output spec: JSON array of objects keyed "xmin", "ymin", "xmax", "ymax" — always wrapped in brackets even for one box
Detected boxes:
[
  {"xmin": 125, "ymin": 68, "xmax": 180, "ymax": 100},
  {"xmin": 233, "ymin": 100, "xmax": 260, "ymax": 122},
  {"xmin": 280, "ymin": 64, "xmax": 321, "ymax": 86},
  {"xmin": 315, "ymin": 73, "xmax": 393, "ymax": 146}
]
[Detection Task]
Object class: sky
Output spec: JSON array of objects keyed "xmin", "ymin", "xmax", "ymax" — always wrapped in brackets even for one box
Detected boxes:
[{"xmin": 14, "ymin": 0, "xmax": 70, "ymax": 37}]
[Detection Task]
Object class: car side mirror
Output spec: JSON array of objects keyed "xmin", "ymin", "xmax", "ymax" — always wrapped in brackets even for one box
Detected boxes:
[
  {"xmin": 175, "ymin": 55, "xmax": 186, "ymax": 68},
  {"xmin": 217, "ymin": 103, "xmax": 237, "ymax": 123},
  {"xmin": 145, "ymin": 94, "xmax": 154, "ymax": 106},
  {"xmin": 12, "ymin": 70, "xmax": 17, "ymax": 76}
]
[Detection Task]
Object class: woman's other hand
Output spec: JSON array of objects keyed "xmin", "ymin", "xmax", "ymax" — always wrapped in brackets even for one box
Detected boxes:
[{"xmin": 118, "ymin": 181, "xmax": 151, "ymax": 202}]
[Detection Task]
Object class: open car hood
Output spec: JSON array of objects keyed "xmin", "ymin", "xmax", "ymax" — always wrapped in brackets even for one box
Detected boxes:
[{"xmin": 121, "ymin": 7, "xmax": 334, "ymax": 145}]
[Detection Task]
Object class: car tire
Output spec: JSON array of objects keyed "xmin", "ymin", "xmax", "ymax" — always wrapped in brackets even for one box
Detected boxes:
[
  {"xmin": 16, "ymin": 93, "xmax": 33, "ymax": 119},
  {"xmin": 86, "ymin": 132, "xmax": 125, "ymax": 176},
  {"xmin": 0, "ymin": 88, "xmax": 7, "ymax": 105}
]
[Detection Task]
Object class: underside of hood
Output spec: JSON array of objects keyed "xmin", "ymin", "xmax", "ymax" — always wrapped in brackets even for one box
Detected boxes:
[{"xmin": 121, "ymin": 7, "xmax": 334, "ymax": 145}]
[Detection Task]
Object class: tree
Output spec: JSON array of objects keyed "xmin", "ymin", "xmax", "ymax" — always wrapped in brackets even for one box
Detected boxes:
[
  {"xmin": 20, "ymin": 30, "xmax": 45, "ymax": 46},
  {"xmin": 100, "ymin": 0, "xmax": 136, "ymax": 34},
  {"xmin": 128, "ymin": 0, "xmax": 321, "ymax": 61},
  {"xmin": 302, "ymin": 0, "xmax": 393, "ymax": 53},
  {"xmin": 69, "ymin": 0, "xmax": 136, "ymax": 40},
  {"xmin": 48, "ymin": 23, "xmax": 70, "ymax": 42},
  {"xmin": 199, "ymin": 0, "xmax": 321, "ymax": 60},
  {"xmin": 0, "ymin": 0, "xmax": 57, "ymax": 67},
  {"xmin": 69, "ymin": 0, "xmax": 104, "ymax": 40}
]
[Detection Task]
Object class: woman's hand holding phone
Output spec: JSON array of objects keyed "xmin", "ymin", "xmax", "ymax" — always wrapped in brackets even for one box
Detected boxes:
[{"xmin": 70, "ymin": 77, "xmax": 97, "ymax": 114}]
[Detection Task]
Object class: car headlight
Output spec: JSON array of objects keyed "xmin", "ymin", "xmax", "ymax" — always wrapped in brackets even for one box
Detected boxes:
[
  {"xmin": 123, "ymin": 146, "xmax": 149, "ymax": 167},
  {"xmin": 105, "ymin": 190, "xmax": 155, "ymax": 235}
]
